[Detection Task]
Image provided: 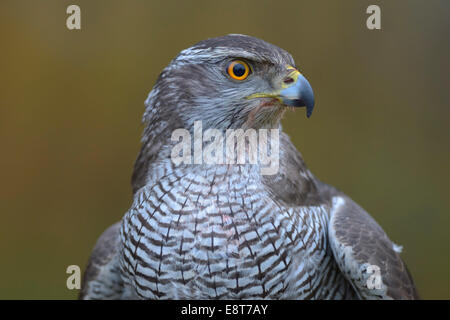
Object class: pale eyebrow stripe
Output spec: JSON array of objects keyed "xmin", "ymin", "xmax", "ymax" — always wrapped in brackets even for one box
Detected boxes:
[{"xmin": 176, "ymin": 46, "xmax": 279, "ymax": 65}]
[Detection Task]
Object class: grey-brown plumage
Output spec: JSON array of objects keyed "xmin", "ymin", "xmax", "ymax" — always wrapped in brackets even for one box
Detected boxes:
[{"xmin": 80, "ymin": 34, "xmax": 418, "ymax": 300}]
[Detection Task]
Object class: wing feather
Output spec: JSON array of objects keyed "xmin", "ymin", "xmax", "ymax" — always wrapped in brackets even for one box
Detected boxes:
[
  {"xmin": 328, "ymin": 196, "xmax": 419, "ymax": 299},
  {"xmin": 79, "ymin": 222, "xmax": 124, "ymax": 299}
]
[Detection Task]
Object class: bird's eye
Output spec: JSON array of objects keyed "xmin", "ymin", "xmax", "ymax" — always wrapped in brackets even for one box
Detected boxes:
[{"xmin": 227, "ymin": 60, "xmax": 250, "ymax": 81}]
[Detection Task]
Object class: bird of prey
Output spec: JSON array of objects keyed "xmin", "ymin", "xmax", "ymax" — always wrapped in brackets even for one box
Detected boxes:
[{"xmin": 80, "ymin": 34, "xmax": 418, "ymax": 300}]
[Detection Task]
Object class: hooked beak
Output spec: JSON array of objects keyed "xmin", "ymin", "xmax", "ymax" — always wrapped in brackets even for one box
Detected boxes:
[
  {"xmin": 279, "ymin": 70, "xmax": 315, "ymax": 118},
  {"xmin": 246, "ymin": 66, "xmax": 315, "ymax": 118}
]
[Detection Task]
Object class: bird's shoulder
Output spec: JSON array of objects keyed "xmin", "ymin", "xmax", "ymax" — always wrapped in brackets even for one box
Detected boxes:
[
  {"xmin": 80, "ymin": 222, "xmax": 124, "ymax": 299},
  {"xmin": 320, "ymin": 183, "xmax": 419, "ymax": 299}
]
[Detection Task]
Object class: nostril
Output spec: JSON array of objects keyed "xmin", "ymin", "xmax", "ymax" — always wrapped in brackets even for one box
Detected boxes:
[{"xmin": 283, "ymin": 77, "xmax": 294, "ymax": 84}]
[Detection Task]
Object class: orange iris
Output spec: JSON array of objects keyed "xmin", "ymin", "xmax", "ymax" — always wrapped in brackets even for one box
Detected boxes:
[{"xmin": 227, "ymin": 60, "xmax": 250, "ymax": 80}]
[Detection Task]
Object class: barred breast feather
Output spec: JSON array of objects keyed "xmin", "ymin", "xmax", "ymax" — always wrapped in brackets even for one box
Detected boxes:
[{"xmin": 118, "ymin": 157, "xmax": 356, "ymax": 299}]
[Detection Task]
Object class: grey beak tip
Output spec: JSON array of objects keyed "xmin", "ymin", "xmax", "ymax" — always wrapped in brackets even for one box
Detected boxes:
[
  {"xmin": 280, "ymin": 73, "xmax": 315, "ymax": 118},
  {"xmin": 306, "ymin": 104, "xmax": 314, "ymax": 118},
  {"xmin": 305, "ymin": 96, "xmax": 315, "ymax": 118}
]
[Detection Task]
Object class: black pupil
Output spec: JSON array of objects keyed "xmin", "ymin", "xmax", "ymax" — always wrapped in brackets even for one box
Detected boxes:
[{"xmin": 233, "ymin": 63, "xmax": 246, "ymax": 77}]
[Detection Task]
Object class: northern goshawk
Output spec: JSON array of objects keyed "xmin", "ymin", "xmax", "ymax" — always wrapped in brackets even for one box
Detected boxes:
[{"xmin": 80, "ymin": 34, "xmax": 418, "ymax": 299}]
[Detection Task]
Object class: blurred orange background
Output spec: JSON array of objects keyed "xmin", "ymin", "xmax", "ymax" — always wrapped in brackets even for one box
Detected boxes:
[{"xmin": 0, "ymin": 0, "xmax": 449, "ymax": 299}]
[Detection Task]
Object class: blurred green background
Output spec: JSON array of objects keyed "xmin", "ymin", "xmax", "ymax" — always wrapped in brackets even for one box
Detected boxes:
[{"xmin": 1, "ymin": 0, "xmax": 449, "ymax": 299}]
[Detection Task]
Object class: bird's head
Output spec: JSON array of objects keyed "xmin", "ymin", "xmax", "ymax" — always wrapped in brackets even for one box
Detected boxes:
[
  {"xmin": 133, "ymin": 35, "xmax": 315, "ymax": 191},
  {"xmin": 144, "ymin": 34, "xmax": 314, "ymax": 132}
]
